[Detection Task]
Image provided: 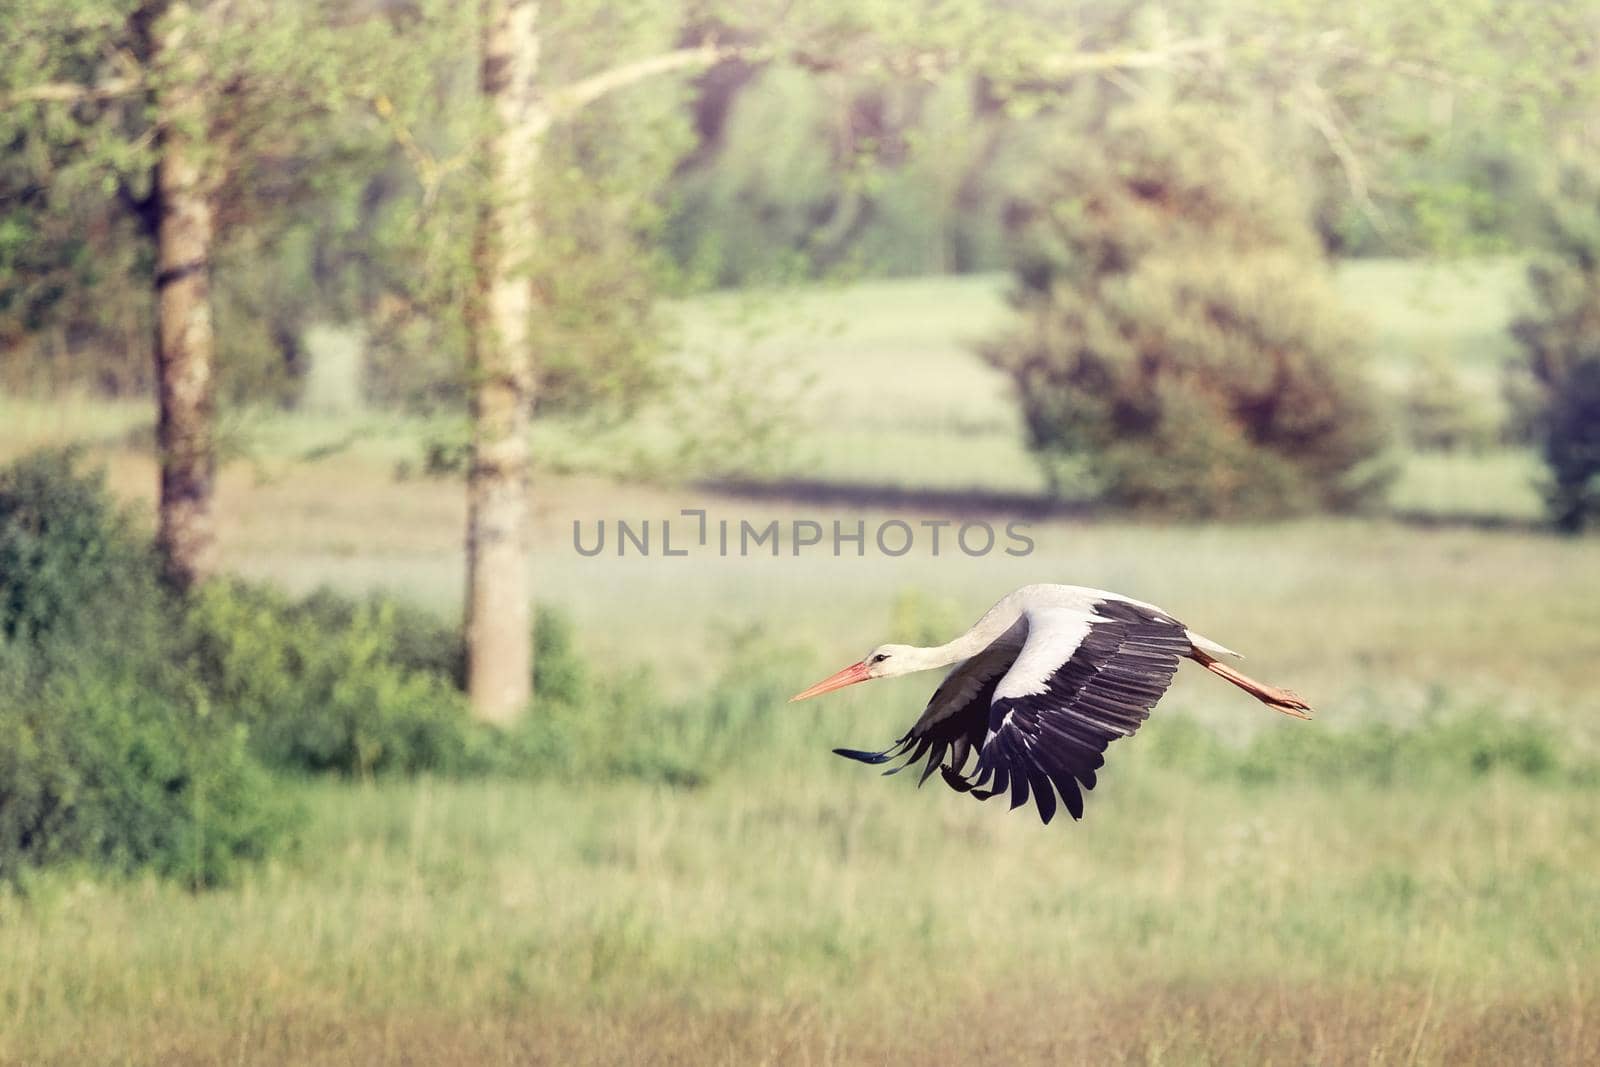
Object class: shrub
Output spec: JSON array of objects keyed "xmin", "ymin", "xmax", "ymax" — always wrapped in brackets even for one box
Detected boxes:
[
  {"xmin": 0, "ymin": 451, "xmax": 294, "ymax": 886},
  {"xmin": 0, "ymin": 448, "xmax": 820, "ymax": 887},
  {"xmin": 1509, "ymin": 161, "xmax": 1600, "ymax": 532},
  {"xmin": 0, "ymin": 449, "xmax": 166, "ymax": 648},
  {"xmin": 529, "ymin": 607, "xmax": 590, "ymax": 709},
  {"xmin": 291, "ymin": 585, "xmax": 467, "ymax": 686},
  {"xmin": 184, "ymin": 582, "xmax": 479, "ymax": 778},
  {"xmin": 182, "ymin": 582, "xmax": 599, "ymax": 780},
  {"xmin": 982, "ymin": 107, "xmax": 1394, "ymax": 517},
  {"xmin": 0, "ymin": 659, "xmax": 294, "ymax": 889},
  {"xmin": 501, "ymin": 623, "xmax": 804, "ymax": 788}
]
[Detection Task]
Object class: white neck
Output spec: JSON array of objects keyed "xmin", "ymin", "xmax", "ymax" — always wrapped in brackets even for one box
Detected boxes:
[{"xmin": 915, "ymin": 597, "xmax": 1025, "ymax": 670}]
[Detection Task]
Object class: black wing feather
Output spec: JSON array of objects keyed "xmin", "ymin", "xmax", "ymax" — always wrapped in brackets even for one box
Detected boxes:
[{"xmin": 954, "ymin": 599, "xmax": 1188, "ymax": 824}]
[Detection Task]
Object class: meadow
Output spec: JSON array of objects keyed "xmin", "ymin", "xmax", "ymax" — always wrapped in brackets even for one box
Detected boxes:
[{"xmin": 2, "ymin": 261, "xmax": 1598, "ymax": 1065}]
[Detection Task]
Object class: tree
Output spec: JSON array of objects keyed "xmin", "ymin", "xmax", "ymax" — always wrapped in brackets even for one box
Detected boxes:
[
  {"xmin": 451, "ymin": 0, "xmax": 1075, "ymax": 720},
  {"xmin": 0, "ymin": 0, "xmax": 222, "ymax": 587},
  {"xmin": 661, "ymin": 0, "xmax": 1600, "ymax": 276},
  {"xmin": 460, "ymin": 4, "xmax": 741, "ymax": 723},
  {"xmin": 982, "ymin": 107, "xmax": 1393, "ymax": 517},
  {"xmin": 2, "ymin": 0, "xmax": 398, "ymax": 588},
  {"xmin": 463, "ymin": 0, "xmax": 540, "ymax": 724},
  {"xmin": 142, "ymin": 1, "xmax": 219, "ymax": 588},
  {"xmin": 1510, "ymin": 162, "xmax": 1600, "ymax": 532}
]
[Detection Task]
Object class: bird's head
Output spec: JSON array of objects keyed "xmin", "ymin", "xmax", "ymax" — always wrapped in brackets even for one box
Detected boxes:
[{"xmin": 788, "ymin": 643, "xmax": 923, "ymax": 702}]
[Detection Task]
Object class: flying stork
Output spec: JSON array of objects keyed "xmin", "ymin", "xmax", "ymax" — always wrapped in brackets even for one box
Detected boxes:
[{"xmin": 789, "ymin": 583, "xmax": 1312, "ymax": 824}]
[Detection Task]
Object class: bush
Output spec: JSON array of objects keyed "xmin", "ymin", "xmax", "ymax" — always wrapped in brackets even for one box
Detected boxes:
[
  {"xmin": 1509, "ymin": 162, "xmax": 1600, "ymax": 532},
  {"xmin": 0, "ymin": 449, "xmax": 166, "ymax": 648},
  {"xmin": 500, "ymin": 622, "xmax": 804, "ymax": 788},
  {"xmin": 289, "ymin": 585, "xmax": 468, "ymax": 686},
  {"xmin": 0, "ymin": 449, "xmax": 820, "ymax": 889},
  {"xmin": 183, "ymin": 582, "xmax": 603, "ymax": 780},
  {"xmin": 0, "ymin": 451, "xmax": 294, "ymax": 886},
  {"xmin": 982, "ymin": 107, "xmax": 1394, "ymax": 517},
  {"xmin": 0, "ymin": 660, "xmax": 294, "ymax": 889},
  {"xmin": 184, "ymin": 582, "xmax": 479, "ymax": 778}
]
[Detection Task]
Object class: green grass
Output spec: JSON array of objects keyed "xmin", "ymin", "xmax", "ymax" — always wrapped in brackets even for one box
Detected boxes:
[
  {"xmin": 4, "ymin": 259, "xmax": 1599, "ymax": 1064},
  {"xmin": 1388, "ymin": 449, "xmax": 1545, "ymax": 521},
  {"xmin": 3, "ymin": 761, "xmax": 1596, "ymax": 1065},
  {"xmin": 672, "ymin": 271, "xmax": 1039, "ymax": 492},
  {"xmin": 1334, "ymin": 257, "xmax": 1527, "ymax": 385}
]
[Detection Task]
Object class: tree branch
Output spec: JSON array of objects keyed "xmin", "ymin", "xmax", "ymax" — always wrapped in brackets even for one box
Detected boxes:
[
  {"xmin": 549, "ymin": 33, "xmax": 1233, "ymax": 121},
  {"xmin": 549, "ymin": 41, "xmax": 742, "ymax": 116},
  {"xmin": 1295, "ymin": 80, "xmax": 1386, "ymax": 232},
  {"xmin": 1036, "ymin": 35, "xmax": 1223, "ymax": 76},
  {"xmin": 1324, "ymin": 42, "xmax": 1486, "ymax": 93},
  {"xmin": 369, "ymin": 95, "xmax": 473, "ymax": 208},
  {"xmin": 1, "ymin": 77, "xmax": 142, "ymax": 106}
]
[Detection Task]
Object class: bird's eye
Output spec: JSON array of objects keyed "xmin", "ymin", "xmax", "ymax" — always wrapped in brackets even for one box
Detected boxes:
[{"xmin": 871, "ymin": 653, "xmax": 889, "ymax": 664}]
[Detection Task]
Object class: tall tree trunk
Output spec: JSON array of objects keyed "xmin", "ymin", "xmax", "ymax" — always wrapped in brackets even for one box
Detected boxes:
[
  {"xmin": 466, "ymin": 0, "xmax": 542, "ymax": 725},
  {"xmin": 149, "ymin": 1, "xmax": 217, "ymax": 591}
]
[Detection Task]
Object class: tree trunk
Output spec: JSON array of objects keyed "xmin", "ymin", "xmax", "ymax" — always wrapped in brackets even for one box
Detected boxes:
[
  {"xmin": 466, "ymin": 0, "xmax": 543, "ymax": 725},
  {"xmin": 150, "ymin": 1, "xmax": 217, "ymax": 591}
]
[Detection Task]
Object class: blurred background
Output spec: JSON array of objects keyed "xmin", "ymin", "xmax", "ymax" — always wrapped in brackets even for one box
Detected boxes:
[{"xmin": 3, "ymin": 1, "xmax": 1599, "ymax": 1063}]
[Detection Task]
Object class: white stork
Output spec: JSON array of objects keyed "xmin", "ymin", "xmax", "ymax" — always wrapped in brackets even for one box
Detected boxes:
[{"xmin": 789, "ymin": 583, "xmax": 1311, "ymax": 824}]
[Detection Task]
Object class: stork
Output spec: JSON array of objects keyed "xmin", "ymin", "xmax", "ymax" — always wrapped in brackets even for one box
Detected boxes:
[{"xmin": 789, "ymin": 584, "xmax": 1311, "ymax": 824}]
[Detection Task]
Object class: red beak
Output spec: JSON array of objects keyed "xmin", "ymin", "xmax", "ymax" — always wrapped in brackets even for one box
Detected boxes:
[{"xmin": 789, "ymin": 660, "xmax": 872, "ymax": 702}]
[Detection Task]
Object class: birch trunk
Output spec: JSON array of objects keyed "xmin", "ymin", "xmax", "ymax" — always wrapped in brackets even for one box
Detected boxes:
[
  {"xmin": 150, "ymin": 1, "xmax": 217, "ymax": 591},
  {"xmin": 466, "ymin": 0, "xmax": 543, "ymax": 724}
]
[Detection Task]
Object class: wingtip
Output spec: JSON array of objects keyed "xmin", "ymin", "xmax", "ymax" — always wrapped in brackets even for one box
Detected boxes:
[{"xmin": 832, "ymin": 747, "xmax": 892, "ymax": 765}]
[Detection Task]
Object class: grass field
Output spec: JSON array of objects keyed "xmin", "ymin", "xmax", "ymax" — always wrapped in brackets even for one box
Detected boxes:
[
  {"xmin": 4, "ymin": 768, "xmax": 1597, "ymax": 1065},
  {"xmin": 3, "ymin": 260, "xmax": 1598, "ymax": 1064}
]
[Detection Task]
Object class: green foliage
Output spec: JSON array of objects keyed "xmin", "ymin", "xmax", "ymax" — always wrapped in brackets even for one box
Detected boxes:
[
  {"xmin": 983, "ymin": 108, "xmax": 1395, "ymax": 517},
  {"xmin": 0, "ymin": 449, "xmax": 632, "ymax": 882},
  {"xmin": 183, "ymin": 582, "xmax": 479, "ymax": 779},
  {"xmin": 0, "ymin": 660, "xmax": 293, "ymax": 889},
  {"xmin": 177, "ymin": 571, "xmax": 799, "ymax": 790},
  {"xmin": 316, "ymin": 3, "xmax": 693, "ymax": 423},
  {"xmin": 7, "ymin": 0, "xmax": 1592, "ymax": 439},
  {"xmin": 0, "ymin": 451, "xmax": 293, "ymax": 887},
  {"xmin": 1510, "ymin": 162, "xmax": 1600, "ymax": 532},
  {"xmin": 0, "ymin": 449, "xmax": 162, "ymax": 646},
  {"xmin": 503, "ymin": 623, "xmax": 802, "ymax": 789},
  {"xmin": 529, "ymin": 607, "xmax": 589, "ymax": 708},
  {"xmin": 523, "ymin": 92, "xmax": 691, "ymax": 418},
  {"xmin": 0, "ymin": 0, "xmax": 689, "ymax": 423},
  {"xmin": 0, "ymin": 0, "xmax": 401, "ymax": 403},
  {"xmin": 664, "ymin": 65, "xmax": 1019, "ymax": 286},
  {"xmin": 288, "ymin": 586, "xmax": 468, "ymax": 687},
  {"xmin": 0, "ymin": 0, "xmax": 157, "ymax": 394}
]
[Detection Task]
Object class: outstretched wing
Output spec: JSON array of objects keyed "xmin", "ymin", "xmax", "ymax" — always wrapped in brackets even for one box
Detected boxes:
[
  {"xmin": 833, "ymin": 619, "xmax": 1026, "ymax": 785},
  {"xmin": 956, "ymin": 599, "xmax": 1190, "ymax": 824}
]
